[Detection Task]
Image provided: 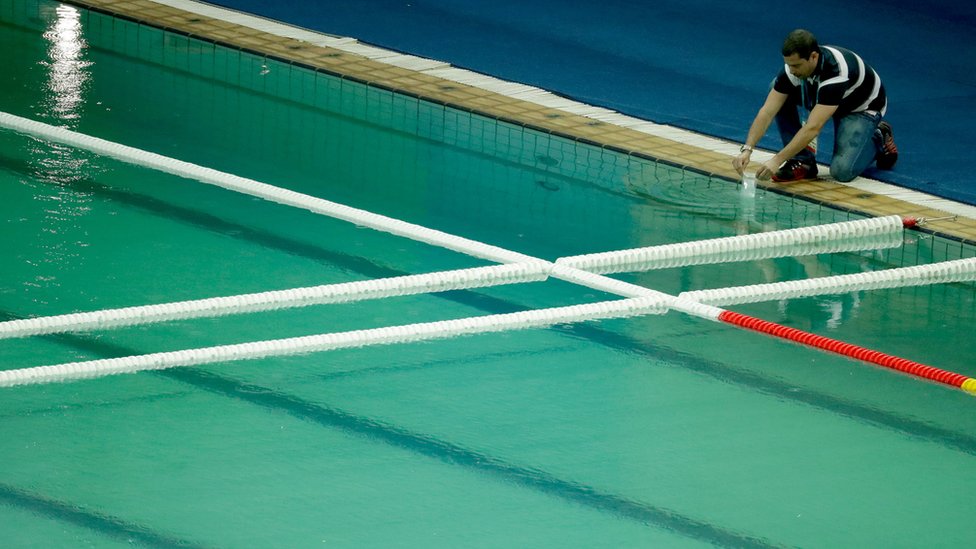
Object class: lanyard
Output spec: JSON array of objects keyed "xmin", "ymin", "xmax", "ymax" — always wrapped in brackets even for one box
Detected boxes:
[
  {"xmin": 799, "ymin": 80, "xmax": 818, "ymax": 153},
  {"xmin": 801, "ymin": 81, "xmax": 810, "ymax": 115}
]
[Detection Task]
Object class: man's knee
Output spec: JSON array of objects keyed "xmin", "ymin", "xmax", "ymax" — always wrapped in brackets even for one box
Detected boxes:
[{"xmin": 830, "ymin": 164, "xmax": 858, "ymax": 183}]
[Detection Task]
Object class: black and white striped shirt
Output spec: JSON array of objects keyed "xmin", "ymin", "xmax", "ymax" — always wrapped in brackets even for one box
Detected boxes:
[{"xmin": 774, "ymin": 45, "xmax": 888, "ymax": 117}]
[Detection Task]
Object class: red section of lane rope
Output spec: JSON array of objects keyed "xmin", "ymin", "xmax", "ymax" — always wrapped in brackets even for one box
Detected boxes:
[{"xmin": 718, "ymin": 310, "xmax": 969, "ymax": 389}]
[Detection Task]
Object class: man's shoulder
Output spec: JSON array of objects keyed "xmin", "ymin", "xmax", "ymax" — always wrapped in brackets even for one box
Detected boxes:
[
  {"xmin": 821, "ymin": 45, "xmax": 864, "ymax": 66},
  {"xmin": 774, "ymin": 67, "xmax": 801, "ymax": 91},
  {"xmin": 817, "ymin": 46, "xmax": 858, "ymax": 82},
  {"xmin": 822, "ymin": 45, "xmax": 851, "ymax": 55}
]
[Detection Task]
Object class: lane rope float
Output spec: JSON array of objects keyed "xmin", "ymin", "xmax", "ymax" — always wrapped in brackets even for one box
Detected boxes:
[
  {"xmin": 557, "ymin": 216, "xmax": 903, "ymax": 274},
  {"xmin": 680, "ymin": 257, "xmax": 976, "ymax": 306},
  {"xmin": 719, "ymin": 311, "xmax": 976, "ymax": 395},
  {"xmin": 0, "ymin": 263, "xmax": 552, "ymax": 339},
  {"xmin": 0, "ymin": 296, "xmax": 669, "ymax": 387}
]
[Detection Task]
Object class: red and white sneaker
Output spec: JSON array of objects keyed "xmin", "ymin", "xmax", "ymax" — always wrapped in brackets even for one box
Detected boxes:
[{"xmin": 772, "ymin": 159, "xmax": 818, "ymax": 182}]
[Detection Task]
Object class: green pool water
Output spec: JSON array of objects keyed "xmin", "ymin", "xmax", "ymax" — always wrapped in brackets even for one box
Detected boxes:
[{"xmin": 2, "ymin": 1, "xmax": 976, "ymax": 547}]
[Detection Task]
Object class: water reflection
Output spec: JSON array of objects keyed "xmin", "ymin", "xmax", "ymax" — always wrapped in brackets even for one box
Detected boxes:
[
  {"xmin": 40, "ymin": 5, "xmax": 91, "ymax": 120},
  {"xmin": 25, "ymin": 4, "xmax": 96, "ymax": 309}
]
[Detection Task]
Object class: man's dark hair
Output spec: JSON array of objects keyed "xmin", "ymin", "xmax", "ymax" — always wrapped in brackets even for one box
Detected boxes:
[{"xmin": 782, "ymin": 29, "xmax": 819, "ymax": 59}]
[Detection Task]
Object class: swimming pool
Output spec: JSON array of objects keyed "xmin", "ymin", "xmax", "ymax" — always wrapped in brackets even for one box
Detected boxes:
[{"xmin": 3, "ymin": 1, "xmax": 976, "ymax": 547}]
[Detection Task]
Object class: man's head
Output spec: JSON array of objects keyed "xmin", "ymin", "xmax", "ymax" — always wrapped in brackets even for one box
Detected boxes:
[{"xmin": 782, "ymin": 29, "xmax": 820, "ymax": 79}]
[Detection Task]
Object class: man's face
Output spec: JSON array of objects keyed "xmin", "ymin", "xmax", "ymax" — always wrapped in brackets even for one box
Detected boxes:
[{"xmin": 784, "ymin": 51, "xmax": 819, "ymax": 79}]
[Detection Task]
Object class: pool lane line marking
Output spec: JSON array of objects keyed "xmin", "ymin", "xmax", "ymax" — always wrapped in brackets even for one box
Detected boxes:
[
  {"xmin": 161, "ymin": 367, "xmax": 782, "ymax": 549},
  {"xmin": 2, "ymin": 111, "xmax": 972, "ymax": 395},
  {"xmin": 0, "ymin": 482, "xmax": 210, "ymax": 549}
]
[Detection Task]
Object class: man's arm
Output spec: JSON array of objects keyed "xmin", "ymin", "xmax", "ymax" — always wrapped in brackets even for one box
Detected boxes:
[
  {"xmin": 732, "ymin": 88, "xmax": 789, "ymax": 175},
  {"xmin": 755, "ymin": 103, "xmax": 837, "ymax": 180}
]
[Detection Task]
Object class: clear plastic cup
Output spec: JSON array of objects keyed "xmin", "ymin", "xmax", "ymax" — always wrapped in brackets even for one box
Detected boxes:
[{"xmin": 741, "ymin": 171, "xmax": 756, "ymax": 197}]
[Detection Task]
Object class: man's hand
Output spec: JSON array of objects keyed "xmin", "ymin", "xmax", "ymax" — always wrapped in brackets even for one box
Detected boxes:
[
  {"xmin": 732, "ymin": 150, "xmax": 751, "ymax": 175},
  {"xmin": 755, "ymin": 158, "xmax": 783, "ymax": 181}
]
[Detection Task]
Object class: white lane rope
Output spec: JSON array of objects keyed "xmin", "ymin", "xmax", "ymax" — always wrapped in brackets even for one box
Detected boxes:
[
  {"xmin": 0, "ymin": 112, "xmax": 536, "ymax": 266},
  {"xmin": 0, "ymin": 263, "xmax": 551, "ymax": 339},
  {"xmin": 557, "ymin": 216, "xmax": 904, "ymax": 274},
  {"xmin": 679, "ymin": 257, "xmax": 976, "ymax": 306},
  {"xmin": 0, "ymin": 295, "xmax": 669, "ymax": 387}
]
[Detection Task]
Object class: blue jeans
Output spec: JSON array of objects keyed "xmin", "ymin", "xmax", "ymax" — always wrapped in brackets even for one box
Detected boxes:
[{"xmin": 775, "ymin": 92, "xmax": 882, "ymax": 183}]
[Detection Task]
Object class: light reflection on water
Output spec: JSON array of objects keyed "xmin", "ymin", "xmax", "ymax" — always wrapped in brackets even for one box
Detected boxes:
[
  {"xmin": 25, "ymin": 4, "xmax": 96, "ymax": 308},
  {"xmin": 40, "ymin": 4, "xmax": 90, "ymax": 120}
]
